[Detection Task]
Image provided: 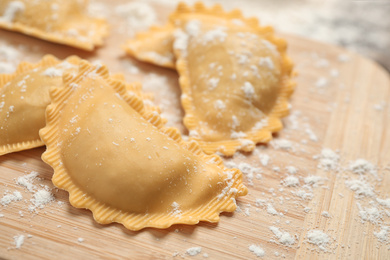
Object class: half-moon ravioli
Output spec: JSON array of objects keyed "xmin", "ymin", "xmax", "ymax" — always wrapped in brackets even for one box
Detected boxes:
[
  {"xmin": 40, "ymin": 61, "xmax": 247, "ymax": 231},
  {"xmin": 0, "ymin": 55, "xmax": 81, "ymax": 156},
  {"xmin": 0, "ymin": 0, "xmax": 107, "ymax": 50},
  {"xmin": 174, "ymin": 3, "xmax": 295, "ymax": 155},
  {"xmin": 124, "ymin": 2, "xmax": 295, "ymax": 156},
  {"xmin": 0, "ymin": 56, "xmax": 160, "ymax": 156}
]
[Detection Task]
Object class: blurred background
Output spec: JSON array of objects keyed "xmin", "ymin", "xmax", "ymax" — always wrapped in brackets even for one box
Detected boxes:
[
  {"xmin": 1, "ymin": 0, "xmax": 389, "ymax": 72},
  {"xmin": 212, "ymin": 0, "xmax": 390, "ymax": 71},
  {"xmin": 105, "ymin": 0, "xmax": 390, "ymax": 71},
  {"xmin": 223, "ymin": 0, "xmax": 390, "ymax": 71}
]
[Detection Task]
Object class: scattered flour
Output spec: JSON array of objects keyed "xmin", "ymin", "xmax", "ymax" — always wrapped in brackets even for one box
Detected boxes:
[
  {"xmin": 249, "ymin": 244, "xmax": 265, "ymax": 257},
  {"xmin": 30, "ymin": 188, "xmax": 54, "ymax": 211},
  {"xmin": 304, "ymin": 175, "xmax": 324, "ymax": 187},
  {"xmin": 306, "ymin": 229, "xmax": 330, "ymax": 251},
  {"xmin": 345, "ymin": 178, "xmax": 375, "ymax": 198},
  {"xmin": 349, "ymin": 159, "xmax": 377, "ymax": 175},
  {"xmin": 269, "ymin": 226, "xmax": 295, "ymax": 245},
  {"xmin": 185, "ymin": 20, "xmax": 201, "ymax": 38},
  {"xmin": 202, "ymin": 27, "xmax": 227, "ymax": 44},
  {"xmin": 0, "ymin": 1, "xmax": 25, "ymax": 23},
  {"xmin": 114, "ymin": 2, "xmax": 156, "ymax": 36},
  {"xmin": 0, "ymin": 43, "xmax": 21, "ymax": 73},
  {"xmin": 214, "ymin": 99, "xmax": 226, "ymax": 110},
  {"xmin": 242, "ymin": 82, "xmax": 255, "ymax": 99},
  {"xmin": 271, "ymin": 139, "xmax": 293, "ymax": 151},
  {"xmin": 237, "ymin": 162, "xmax": 262, "ymax": 186},
  {"xmin": 0, "ymin": 2, "xmax": 387, "ymax": 256},
  {"xmin": 321, "ymin": 211, "xmax": 330, "ymax": 218},
  {"xmin": 16, "ymin": 171, "xmax": 39, "ymax": 192},
  {"xmin": 293, "ymin": 190, "xmax": 313, "ymax": 200},
  {"xmin": 42, "ymin": 67, "xmax": 63, "ymax": 77},
  {"xmin": 186, "ymin": 247, "xmax": 202, "ymax": 256},
  {"xmin": 141, "ymin": 73, "xmax": 182, "ymax": 127},
  {"xmin": 258, "ymin": 154, "xmax": 270, "ymax": 166},
  {"xmin": 230, "ymin": 131, "xmax": 247, "ymax": 139},
  {"xmin": 259, "ymin": 57, "xmax": 274, "ymax": 70},
  {"xmin": 338, "ymin": 54, "xmax": 350, "ymax": 63},
  {"xmin": 266, "ymin": 203, "xmax": 278, "ymax": 215},
  {"xmin": 0, "ymin": 62, "xmax": 15, "ymax": 73},
  {"xmin": 305, "ymin": 127, "xmax": 318, "ymax": 142},
  {"xmin": 373, "ymin": 101, "xmax": 386, "ymax": 111},
  {"xmin": 318, "ymin": 148, "xmax": 339, "ymax": 170},
  {"xmin": 282, "ymin": 176, "xmax": 299, "ymax": 187},
  {"xmin": 287, "ymin": 110, "xmax": 301, "ymax": 130},
  {"xmin": 13, "ymin": 234, "xmax": 25, "ymax": 249},
  {"xmin": 376, "ymin": 198, "xmax": 390, "ymax": 209},
  {"xmin": 5, "ymin": 172, "xmax": 54, "ymax": 212},
  {"xmin": 170, "ymin": 202, "xmax": 182, "ymax": 217},
  {"xmin": 0, "ymin": 44, "xmax": 19, "ymax": 61},
  {"xmin": 239, "ymin": 139, "xmax": 255, "ymax": 150},
  {"xmin": 285, "ymin": 166, "xmax": 298, "ymax": 175},
  {"xmin": 357, "ymin": 203, "xmax": 382, "ymax": 224},
  {"xmin": 208, "ymin": 78, "xmax": 220, "ymax": 90},
  {"xmin": 374, "ymin": 226, "xmax": 389, "ymax": 243},
  {"xmin": 1, "ymin": 191, "xmax": 22, "ymax": 206},
  {"xmin": 315, "ymin": 77, "xmax": 328, "ymax": 88},
  {"xmin": 329, "ymin": 69, "xmax": 339, "ymax": 78},
  {"xmin": 173, "ymin": 30, "xmax": 189, "ymax": 56}
]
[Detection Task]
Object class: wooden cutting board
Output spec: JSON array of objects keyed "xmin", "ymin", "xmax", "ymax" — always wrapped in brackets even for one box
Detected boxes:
[{"xmin": 0, "ymin": 1, "xmax": 389, "ymax": 259}]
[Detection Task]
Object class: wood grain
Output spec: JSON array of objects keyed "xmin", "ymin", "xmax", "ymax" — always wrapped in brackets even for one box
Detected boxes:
[{"xmin": 0, "ymin": 1, "xmax": 389, "ymax": 259}]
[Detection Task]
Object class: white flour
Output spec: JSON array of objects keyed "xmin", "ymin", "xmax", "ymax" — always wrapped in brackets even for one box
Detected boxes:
[
  {"xmin": 13, "ymin": 234, "xmax": 25, "ymax": 249},
  {"xmin": 317, "ymin": 148, "xmax": 339, "ymax": 171},
  {"xmin": 1, "ymin": 1, "xmax": 388, "ymax": 257},
  {"xmin": 186, "ymin": 246, "xmax": 202, "ymax": 256},
  {"xmin": 306, "ymin": 230, "xmax": 330, "ymax": 251},
  {"xmin": 249, "ymin": 244, "xmax": 265, "ymax": 257},
  {"xmin": 0, "ymin": 43, "xmax": 21, "ymax": 73},
  {"xmin": 269, "ymin": 226, "xmax": 296, "ymax": 246},
  {"xmin": 114, "ymin": 2, "xmax": 156, "ymax": 36},
  {"xmin": 349, "ymin": 159, "xmax": 377, "ymax": 176},
  {"xmin": 1, "ymin": 191, "xmax": 22, "ymax": 206}
]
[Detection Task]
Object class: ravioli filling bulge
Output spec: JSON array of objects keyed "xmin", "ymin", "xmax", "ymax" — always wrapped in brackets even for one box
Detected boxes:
[
  {"xmin": 60, "ymin": 76, "xmax": 226, "ymax": 214},
  {"xmin": 178, "ymin": 18, "xmax": 282, "ymax": 141}
]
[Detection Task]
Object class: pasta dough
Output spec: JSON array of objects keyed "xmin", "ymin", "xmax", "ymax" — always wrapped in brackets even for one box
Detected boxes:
[
  {"xmin": 124, "ymin": 3, "xmax": 295, "ymax": 155},
  {"xmin": 40, "ymin": 61, "xmax": 247, "ymax": 231},
  {"xmin": 0, "ymin": 0, "xmax": 107, "ymax": 50},
  {"xmin": 0, "ymin": 55, "xmax": 80, "ymax": 156}
]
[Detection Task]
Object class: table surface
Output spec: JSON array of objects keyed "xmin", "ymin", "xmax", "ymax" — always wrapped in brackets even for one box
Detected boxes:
[{"xmin": 0, "ymin": 1, "xmax": 390, "ymax": 259}]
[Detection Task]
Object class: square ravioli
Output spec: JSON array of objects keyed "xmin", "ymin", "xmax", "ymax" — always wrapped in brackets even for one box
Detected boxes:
[
  {"xmin": 40, "ymin": 61, "xmax": 247, "ymax": 231},
  {"xmin": 0, "ymin": 55, "xmax": 81, "ymax": 156},
  {"xmin": 0, "ymin": 0, "xmax": 108, "ymax": 50},
  {"xmin": 124, "ymin": 2, "xmax": 295, "ymax": 156}
]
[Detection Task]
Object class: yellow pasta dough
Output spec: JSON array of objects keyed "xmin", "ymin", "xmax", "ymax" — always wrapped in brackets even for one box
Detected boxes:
[
  {"xmin": 124, "ymin": 24, "xmax": 176, "ymax": 69},
  {"xmin": 0, "ymin": 0, "xmax": 107, "ymax": 50},
  {"xmin": 40, "ymin": 61, "xmax": 247, "ymax": 231},
  {"xmin": 124, "ymin": 2, "xmax": 295, "ymax": 156},
  {"xmin": 0, "ymin": 55, "xmax": 81, "ymax": 156}
]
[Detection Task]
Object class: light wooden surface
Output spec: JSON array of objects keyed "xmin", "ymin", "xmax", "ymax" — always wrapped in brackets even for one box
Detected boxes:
[{"xmin": 1, "ymin": 1, "xmax": 390, "ymax": 259}]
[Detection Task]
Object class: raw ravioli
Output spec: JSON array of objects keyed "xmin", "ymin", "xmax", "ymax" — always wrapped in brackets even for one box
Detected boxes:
[
  {"xmin": 124, "ymin": 2, "xmax": 295, "ymax": 155},
  {"xmin": 0, "ymin": 0, "xmax": 108, "ymax": 50},
  {"xmin": 40, "ymin": 61, "xmax": 247, "ymax": 231},
  {"xmin": 0, "ymin": 55, "xmax": 80, "ymax": 155}
]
